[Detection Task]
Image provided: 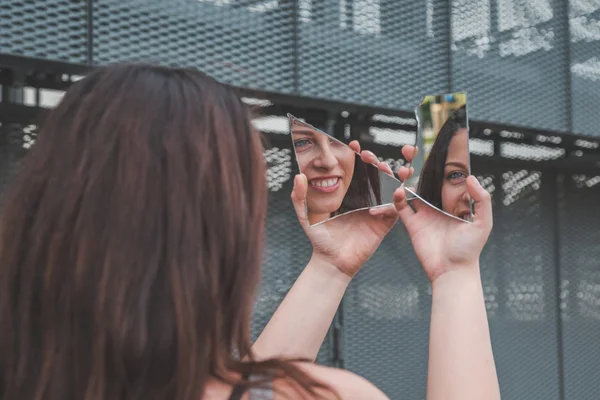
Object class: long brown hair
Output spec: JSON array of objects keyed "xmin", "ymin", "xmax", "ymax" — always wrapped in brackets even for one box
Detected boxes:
[
  {"xmin": 417, "ymin": 105, "xmax": 467, "ymax": 208},
  {"xmin": 336, "ymin": 153, "xmax": 382, "ymax": 215},
  {"xmin": 0, "ymin": 64, "xmax": 332, "ymax": 399}
]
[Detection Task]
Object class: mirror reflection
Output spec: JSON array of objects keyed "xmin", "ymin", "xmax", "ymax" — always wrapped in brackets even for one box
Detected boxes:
[
  {"xmin": 405, "ymin": 93, "xmax": 473, "ymax": 223},
  {"xmin": 288, "ymin": 115, "xmax": 404, "ymax": 227}
]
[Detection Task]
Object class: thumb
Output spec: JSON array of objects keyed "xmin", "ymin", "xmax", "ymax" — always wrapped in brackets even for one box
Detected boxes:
[
  {"xmin": 393, "ymin": 187, "xmax": 415, "ymax": 226},
  {"xmin": 291, "ymin": 174, "xmax": 310, "ymax": 229},
  {"xmin": 466, "ymin": 176, "xmax": 493, "ymax": 230}
]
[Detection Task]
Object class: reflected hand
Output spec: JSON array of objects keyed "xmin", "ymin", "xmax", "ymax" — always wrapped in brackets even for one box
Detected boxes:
[
  {"xmin": 290, "ymin": 143, "xmax": 416, "ymax": 278},
  {"xmin": 393, "ymin": 176, "xmax": 493, "ymax": 282},
  {"xmin": 348, "ymin": 141, "xmax": 416, "ymax": 182}
]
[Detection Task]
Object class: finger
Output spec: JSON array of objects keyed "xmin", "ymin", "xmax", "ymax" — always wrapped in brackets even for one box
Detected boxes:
[
  {"xmin": 466, "ymin": 176, "xmax": 493, "ymax": 229},
  {"xmin": 402, "ymin": 145, "xmax": 418, "ymax": 163},
  {"xmin": 290, "ymin": 174, "xmax": 310, "ymax": 229},
  {"xmin": 403, "ymin": 187, "xmax": 427, "ymax": 213},
  {"xmin": 349, "ymin": 140, "xmax": 361, "ymax": 153},
  {"xmin": 397, "ymin": 166, "xmax": 414, "ymax": 182},
  {"xmin": 377, "ymin": 160, "xmax": 394, "ymax": 176},
  {"xmin": 368, "ymin": 204, "xmax": 398, "ymax": 218},
  {"xmin": 360, "ymin": 150, "xmax": 379, "ymax": 165},
  {"xmin": 393, "ymin": 187, "xmax": 415, "ymax": 224}
]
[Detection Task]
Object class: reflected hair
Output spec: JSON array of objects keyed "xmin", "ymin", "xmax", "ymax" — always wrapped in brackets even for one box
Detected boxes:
[
  {"xmin": 335, "ymin": 154, "xmax": 382, "ymax": 215},
  {"xmin": 0, "ymin": 64, "xmax": 335, "ymax": 400},
  {"xmin": 417, "ymin": 105, "xmax": 467, "ymax": 209}
]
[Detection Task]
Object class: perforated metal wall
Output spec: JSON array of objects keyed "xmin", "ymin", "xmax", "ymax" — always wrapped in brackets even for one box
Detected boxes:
[
  {"xmin": 1, "ymin": 104, "xmax": 600, "ymax": 400},
  {"xmin": 569, "ymin": 2, "xmax": 600, "ymax": 137},
  {"xmin": 0, "ymin": 0, "xmax": 89, "ymax": 63},
  {"xmin": 0, "ymin": 123, "xmax": 28, "ymax": 203},
  {"xmin": 2, "ymin": 1, "xmax": 600, "ymax": 398},
  {"xmin": 340, "ymin": 162, "xmax": 568, "ymax": 400},
  {"xmin": 252, "ymin": 168, "xmax": 335, "ymax": 366},
  {"xmin": 2, "ymin": 0, "xmax": 600, "ymax": 136},
  {"xmin": 559, "ymin": 172, "xmax": 600, "ymax": 400},
  {"xmin": 451, "ymin": 0, "xmax": 571, "ymax": 132},
  {"xmin": 489, "ymin": 167, "xmax": 562, "ymax": 400},
  {"xmin": 93, "ymin": 0, "xmax": 296, "ymax": 93},
  {"xmin": 297, "ymin": 0, "xmax": 450, "ymax": 110},
  {"xmin": 342, "ymin": 222, "xmax": 429, "ymax": 397}
]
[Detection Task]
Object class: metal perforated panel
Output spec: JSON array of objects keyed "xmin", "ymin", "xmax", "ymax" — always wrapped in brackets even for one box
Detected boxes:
[
  {"xmin": 488, "ymin": 167, "xmax": 561, "ymax": 400},
  {"xmin": 0, "ymin": 123, "xmax": 29, "ymax": 203},
  {"xmin": 559, "ymin": 172, "xmax": 600, "ymax": 400},
  {"xmin": 251, "ymin": 145, "xmax": 334, "ymax": 365},
  {"xmin": 342, "ymin": 225, "xmax": 429, "ymax": 398},
  {"xmin": 569, "ymin": 3, "xmax": 600, "ymax": 137},
  {"xmin": 0, "ymin": 0, "xmax": 88, "ymax": 63},
  {"xmin": 2, "ymin": 0, "xmax": 600, "ymax": 138},
  {"xmin": 451, "ymin": 0, "xmax": 570, "ymax": 132},
  {"xmin": 2, "ymin": 104, "xmax": 600, "ymax": 398},
  {"xmin": 93, "ymin": 0, "xmax": 295, "ymax": 93},
  {"xmin": 341, "ymin": 164, "xmax": 564, "ymax": 400},
  {"xmin": 297, "ymin": 0, "xmax": 450, "ymax": 110}
]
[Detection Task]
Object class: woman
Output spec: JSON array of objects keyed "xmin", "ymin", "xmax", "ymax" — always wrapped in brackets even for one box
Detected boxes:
[
  {"xmin": 0, "ymin": 64, "xmax": 499, "ymax": 399},
  {"xmin": 290, "ymin": 117, "xmax": 382, "ymax": 226},
  {"xmin": 417, "ymin": 105, "xmax": 472, "ymax": 221}
]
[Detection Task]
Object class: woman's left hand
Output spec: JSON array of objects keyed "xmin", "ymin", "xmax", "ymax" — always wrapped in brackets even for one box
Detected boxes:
[
  {"xmin": 291, "ymin": 142, "xmax": 415, "ymax": 278},
  {"xmin": 392, "ymin": 176, "xmax": 493, "ymax": 282}
]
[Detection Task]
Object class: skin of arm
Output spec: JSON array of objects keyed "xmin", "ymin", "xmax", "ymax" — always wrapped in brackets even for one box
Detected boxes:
[
  {"xmin": 392, "ymin": 176, "xmax": 500, "ymax": 400},
  {"xmin": 252, "ymin": 146, "xmax": 500, "ymax": 400},
  {"xmin": 251, "ymin": 256, "xmax": 350, "ymax": 361},
  {"xmin": 252, "ymin": 144, "xmax": 415, "ymax": 362},
  {"xmin": 427, "ymin": 267, "xmax": 499, "ymax": 400}
]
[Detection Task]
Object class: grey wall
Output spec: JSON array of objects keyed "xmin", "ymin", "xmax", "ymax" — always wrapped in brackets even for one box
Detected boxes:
[{"xmin": 2, "ymin": 0, "xmax": 600, "ymax": 136}]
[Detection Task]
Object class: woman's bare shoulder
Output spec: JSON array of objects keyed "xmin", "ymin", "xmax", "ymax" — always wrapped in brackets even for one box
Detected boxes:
[{"xmin": 273, "ymin": 362, "xmax": 390, "ymax": 400}]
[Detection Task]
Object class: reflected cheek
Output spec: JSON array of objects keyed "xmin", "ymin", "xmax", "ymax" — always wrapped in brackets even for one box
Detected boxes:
[
  {"xmin": 338, "ymin": 151, "xmax": 355, "ymax": 184},
  {"xmin": 297, "ymin": 153, "xmax": 312, "ymax": 171},
  {"xmin": 441, "ymin": 184, "xmax": 462, "ymax": 214},
  {"xmin": 305, "ymin": 189, "xmax": 345, "ymax": 214}
]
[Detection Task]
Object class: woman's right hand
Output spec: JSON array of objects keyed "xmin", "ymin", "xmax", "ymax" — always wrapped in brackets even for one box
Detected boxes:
[{"xmin": 290, "ymin": 144, "xmax": 416, "ymax": 279}]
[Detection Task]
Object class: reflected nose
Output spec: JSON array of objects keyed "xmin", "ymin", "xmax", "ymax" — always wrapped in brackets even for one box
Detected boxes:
[
  {"xmin": 460, "ymin": 187, "xmax": 472, "ymax": 205},
  {"xmin": 313, "ymin": 143, "xmax": 338, "ymax": 170}
]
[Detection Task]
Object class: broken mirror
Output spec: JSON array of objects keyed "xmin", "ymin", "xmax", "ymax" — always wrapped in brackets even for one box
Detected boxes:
[
  {"xmin": 404, "ymin": 92, "xmax": 473, "ymax": 223},
  {"xmin": 288, "ymin": 114, "xmax": 412, "ymax": 227}
]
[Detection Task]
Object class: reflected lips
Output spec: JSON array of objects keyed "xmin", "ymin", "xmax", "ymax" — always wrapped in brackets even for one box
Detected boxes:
[
  {"xmin": 457, "ymin": 211, "xmax": 472, "ymax": 221},
  {"xmin": 309, "ymin": 177, "xmax": 341, "ymax": 193}
]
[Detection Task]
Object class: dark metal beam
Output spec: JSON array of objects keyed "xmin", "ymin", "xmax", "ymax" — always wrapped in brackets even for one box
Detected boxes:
[{"xmin": 1, "ymin": 54, "xmax": 599, "ymax": 166}]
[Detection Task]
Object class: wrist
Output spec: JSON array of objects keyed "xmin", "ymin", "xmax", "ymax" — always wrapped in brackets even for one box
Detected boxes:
[
  {"xmin": 430, "ymin": 264, "xmax": 482, "ymax": 292},
  {"xmin": 307, "ymin": 253, "xmax": 353, "ymax": 286}
]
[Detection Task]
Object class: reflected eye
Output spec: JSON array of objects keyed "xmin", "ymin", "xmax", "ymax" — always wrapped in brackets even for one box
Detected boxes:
[
  {"xmin": 446, "ymin": 171, "xmax": 467, "ymax": 182},
  {"xmin": 294, "ymin": 139, "xmax": 311, "ymax": 149}
]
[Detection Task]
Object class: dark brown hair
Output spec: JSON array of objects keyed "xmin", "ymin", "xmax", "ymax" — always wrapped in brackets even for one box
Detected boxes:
[
  {"xmin": 0, "ymin": 64, "xmax": 332, "ymax": 399},
  {"xmin": 336, "ymin": 153, "xmax": 382, "ymax": 215},
  {"xmin": 417, "ymin": 105, "xmax": 467, "ymax": 208}
]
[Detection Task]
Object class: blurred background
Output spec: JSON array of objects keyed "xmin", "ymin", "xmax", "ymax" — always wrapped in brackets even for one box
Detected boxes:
[{"xmin": 1, "ymin": 1, "xmax": 599, "ymax": 399}]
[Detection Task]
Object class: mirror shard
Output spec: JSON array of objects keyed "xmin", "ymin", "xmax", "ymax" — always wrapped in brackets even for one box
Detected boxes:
[
  {"xmin": 406, "ymin": 92, "xmax": 473, "ymax": 223},
  {"xmin": 288, "ymin": 115, "xmax": 405, "ymax": 227}
]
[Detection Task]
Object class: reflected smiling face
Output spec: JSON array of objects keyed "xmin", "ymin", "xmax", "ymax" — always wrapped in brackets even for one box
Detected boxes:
[
  {"xmin": 441, "ymin": 128, "xmax": 472, "ymax": 221},
  {"xmin": 292, "ymin": 125, "xmax": 355, "ymax": 225}
]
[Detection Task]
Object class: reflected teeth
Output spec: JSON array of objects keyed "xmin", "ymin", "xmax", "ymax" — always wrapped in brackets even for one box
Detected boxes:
[{"xmin": 311, "ymin": 178, "xmax": 339, "ymax": 188}]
